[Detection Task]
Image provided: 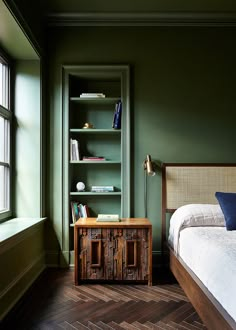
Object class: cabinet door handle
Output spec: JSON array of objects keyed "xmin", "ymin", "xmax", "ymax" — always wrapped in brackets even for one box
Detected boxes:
[
  {"xmin": 126, "ymin": 240, "xmax": 137, "ymax": 268},
  {"xmin": 90, "ymin": 240, "xmax": 102, "ymax": 267}
]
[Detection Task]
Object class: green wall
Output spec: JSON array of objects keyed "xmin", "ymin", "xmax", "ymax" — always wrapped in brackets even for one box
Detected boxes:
[
  {"xmin": 0, "ymin": 222, "xmax": 45, "ymax": 320},
  {"xmin": 46, "ymin": 26, "xmax": 236, "ymax": 262},
  {"xmin": 14, "ymin": 60, "xmax": 41, "ymax": 217}
]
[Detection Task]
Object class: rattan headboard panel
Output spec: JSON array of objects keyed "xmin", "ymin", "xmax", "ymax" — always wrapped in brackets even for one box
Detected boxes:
[
  {"xmin": 165, "ymin": 166, "xmax": 236, "ymax": 209},
  {"xmin": 161, "ymin": 164, "xmax": 236, "ymax": 250}
]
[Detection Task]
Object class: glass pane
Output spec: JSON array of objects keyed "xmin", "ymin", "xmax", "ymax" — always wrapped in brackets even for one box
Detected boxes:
[
  {"xmin": 0, "ymin": 115, "xmax": 9, "ymax": 163},
  {"xmin": 0, "ymin": 115, "xmax": 4, "ymax": 162},
  {"xmin": 0, "ymin": 63, "xmax": 2, "ymax": 106},
  {"xmin": 0, "ymin": 62, "xmax": 8, "ymax": 108},
  {"xmin": 0, "ymin": 165, "xmax": 9, "ymax": 212}
]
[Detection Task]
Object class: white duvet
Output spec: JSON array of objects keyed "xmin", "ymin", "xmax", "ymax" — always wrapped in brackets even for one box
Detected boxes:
[
  {"xmin": 168, "ymin": 204, "xmax": 236, "ymax": 322},
  {"xmin": 168, "ymin": 204, "xmax": 225, "ymax": 253}
]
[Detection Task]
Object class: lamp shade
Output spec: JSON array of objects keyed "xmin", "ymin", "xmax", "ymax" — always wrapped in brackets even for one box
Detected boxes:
[{"xmin": 144, "ymin": 154, "xmax": 156, "ymax": 176}]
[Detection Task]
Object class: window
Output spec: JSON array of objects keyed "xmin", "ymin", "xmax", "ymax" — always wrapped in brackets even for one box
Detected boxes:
[{"xmin": 0, "ymin": 55, "xmax": 11, "ymax": 220}]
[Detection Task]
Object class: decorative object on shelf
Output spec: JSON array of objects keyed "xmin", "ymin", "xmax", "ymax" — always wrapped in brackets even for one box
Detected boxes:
[
  {"xmin": 83, "ymin": 122, "xmax": 94, "ymax": 129},
  {"xmin": 112, "ymin": 100, "xmax": 122, "ymax": 129},
  {"xmin": 143, "ymin": 154, "xmax": 157, "ymax": 217},
  {"xmin": 76, "ymin": 182, "xmax": 85, "ymax": 192}
]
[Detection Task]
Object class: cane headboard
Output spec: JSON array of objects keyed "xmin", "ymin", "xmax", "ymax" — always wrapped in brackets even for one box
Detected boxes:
[{"xmin": 161, "ymin": 163, "xmax": 236, "ymax": 247}]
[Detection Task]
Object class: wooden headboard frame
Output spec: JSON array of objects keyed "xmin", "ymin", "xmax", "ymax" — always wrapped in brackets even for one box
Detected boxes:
[
  {"xmin": 161, "ymin": 163, "xmax": 236, "ymax": 330},
  {"xmin": 161, "ymin": 163, "xmax": 236, "ymax": 250}
]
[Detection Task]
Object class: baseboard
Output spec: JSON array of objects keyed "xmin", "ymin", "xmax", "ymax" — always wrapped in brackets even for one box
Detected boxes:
[
  {"xmin": 0, "ymin": 253, "xmax": 45, "ymax": 321},
  {"xmin": 45, "ymin": 250, "xmax": 60, "ymax": 267},
  {"xmin": 69, "ymin": 250, "xmax": 74, "ymax": 267}
]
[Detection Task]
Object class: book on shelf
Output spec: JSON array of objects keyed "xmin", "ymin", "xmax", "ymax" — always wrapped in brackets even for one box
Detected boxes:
[
  {"xmin": 91, "ymin": 185, "xmax": 114, "ymax": 192},
  {"xmin": 96, "ymin": 214, "xmax": 120, "ymax": 222},
  {"xmin": 71, "ymin": 201, "xmax": 90, "ymax": 223},
  {"xmin": 80, "ymin": 93, "xmax": 106, "ymax": 98},
  {"xmin": 112, "ymin": 100, "xmax": 122, "ymax": 129},
  {"xmin": 82, "ymin": 156, "xmax": 106, "ymax": 161},
  {"xmin": 70, "ymin": 138, "xmax": 80, "ymax": 161}
]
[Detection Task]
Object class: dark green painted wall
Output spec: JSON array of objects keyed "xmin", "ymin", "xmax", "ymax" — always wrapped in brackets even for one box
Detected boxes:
[
  {"xmin": 46, "ymin": 26, "xmax": 236, "ymax": 259},
  {"xmin": 14, "ymin": 60, "xmax": 41, "ymax": 217}
]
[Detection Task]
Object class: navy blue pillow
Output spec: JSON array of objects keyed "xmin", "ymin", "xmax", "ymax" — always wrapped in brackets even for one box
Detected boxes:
[{"xmin": 215, "ymin": 192, "xmax": 236, "ymax": 231}]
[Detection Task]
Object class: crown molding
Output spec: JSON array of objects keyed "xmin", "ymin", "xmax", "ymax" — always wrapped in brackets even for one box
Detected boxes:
[{"xmin": 46, "ymin": 11, "xmax": 236, "ymax": 27}]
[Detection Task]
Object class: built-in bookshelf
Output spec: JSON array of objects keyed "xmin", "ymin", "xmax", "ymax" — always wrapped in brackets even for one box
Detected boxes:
[{"xmin": 62, "ymin": 65, "xmax": 130, "ymax": 263}]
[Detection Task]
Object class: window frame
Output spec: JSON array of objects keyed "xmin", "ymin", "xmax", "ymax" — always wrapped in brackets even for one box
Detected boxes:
[{"xmin": 0, "ymin": 51, "xmax": 12, "ymax": 222}]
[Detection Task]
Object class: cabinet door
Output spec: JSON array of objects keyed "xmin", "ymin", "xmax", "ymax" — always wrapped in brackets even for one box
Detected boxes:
[
  {"xmin": 79, "ymin": 228, "xmax": 114, "ymax": 280},
  {"xmin": 113, "ymin": 228, "xmax": 150, "ymax": 282}
]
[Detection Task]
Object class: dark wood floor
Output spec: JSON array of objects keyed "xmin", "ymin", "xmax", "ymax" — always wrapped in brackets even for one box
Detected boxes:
[{"xmin": 0, "ymin": 268, "xmax": 207, "ymax": 330}]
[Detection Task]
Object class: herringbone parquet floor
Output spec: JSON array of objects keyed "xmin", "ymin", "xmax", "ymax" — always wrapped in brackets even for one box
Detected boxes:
[{"xmin": 0, "ymin": 269, "xmax": 207, "ymax": 330}]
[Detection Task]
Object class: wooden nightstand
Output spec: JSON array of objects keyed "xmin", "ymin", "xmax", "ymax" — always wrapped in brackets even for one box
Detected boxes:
[{"xmin": 74, "ymin": 218, "xmax": 152, "ymax": 286}]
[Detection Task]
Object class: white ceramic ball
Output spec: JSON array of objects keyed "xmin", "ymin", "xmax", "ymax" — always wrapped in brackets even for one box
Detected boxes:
[{"xmin": 76, "ymin": 182, "xmax": 85, "ymax": 191}]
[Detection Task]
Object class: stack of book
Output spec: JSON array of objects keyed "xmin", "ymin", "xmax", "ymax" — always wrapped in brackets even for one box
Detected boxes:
[
  {"xmin": 70, "ymin": 139, "xmax": 80, "ymax": 161},
  {"xmin": 91, "ymin": 185, "xmax": 114, "ymax": 193},
  {"xmin": 80, "ymin": 93, "xmax": 105, "ymax": 98},
  {"xmin": 82, "ymin": 156, "xmax": 105, "ymax": 161}
]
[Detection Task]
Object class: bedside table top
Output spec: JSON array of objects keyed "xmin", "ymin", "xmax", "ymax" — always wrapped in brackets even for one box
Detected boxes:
[{"xmin": 74, "ymin": 217, "xmax": 152, "ymax": 228}]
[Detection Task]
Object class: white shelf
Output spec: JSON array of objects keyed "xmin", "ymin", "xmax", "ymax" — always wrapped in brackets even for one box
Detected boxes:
[
  {"xmin": 70, "ymin": 160, "xmax": 121, "ymax": 164},
  {"xmin": 70, "ymin": 129, "xmax": 121, "ymax": 134},
  {"xmin": 70, "ymin": 192, "xmax": 122, "ymax": 196},
  {"xmin": 70, "ymin": 97, "xmax": 120, "ymax": 103}
]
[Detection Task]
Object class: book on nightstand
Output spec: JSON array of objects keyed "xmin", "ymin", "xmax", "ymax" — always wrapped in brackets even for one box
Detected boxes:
[{"xmin": 96, "ymin": 214, "xmax": 120, "ymax": 222}]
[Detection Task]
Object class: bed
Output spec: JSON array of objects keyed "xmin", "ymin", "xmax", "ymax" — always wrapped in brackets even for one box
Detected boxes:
[{"xmin": 161, "ymin": 164, "xmax": 236, "ymax": 330}]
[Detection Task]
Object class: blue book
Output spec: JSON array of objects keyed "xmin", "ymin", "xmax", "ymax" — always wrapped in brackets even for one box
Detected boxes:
[{"xmin": 112, "ymin": 101, "xmax": 122, "ymax": 129}]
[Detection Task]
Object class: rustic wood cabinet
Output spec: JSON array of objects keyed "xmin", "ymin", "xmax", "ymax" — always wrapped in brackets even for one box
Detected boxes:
[{"xmin": 74, "ymin": 218, "xmax": 152, "ymax": 286}]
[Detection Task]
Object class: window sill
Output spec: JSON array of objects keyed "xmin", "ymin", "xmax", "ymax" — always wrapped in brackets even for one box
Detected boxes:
[
  {"xmin": 0, "ymin": 209, "xmax": 12, "ymax": 222},
  {"xmin": 0, "ymin": 217, "xmax": 46, "ymax": 253}
]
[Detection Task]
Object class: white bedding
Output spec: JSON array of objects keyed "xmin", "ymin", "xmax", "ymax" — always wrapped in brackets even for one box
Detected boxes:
[
  {"xmin": 168, "ymin": 204, "xmax": 236, "ymax": 322},
  {"xmin": 168, "ymin": 204, "xmax": 225, "ymax": 253}
]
